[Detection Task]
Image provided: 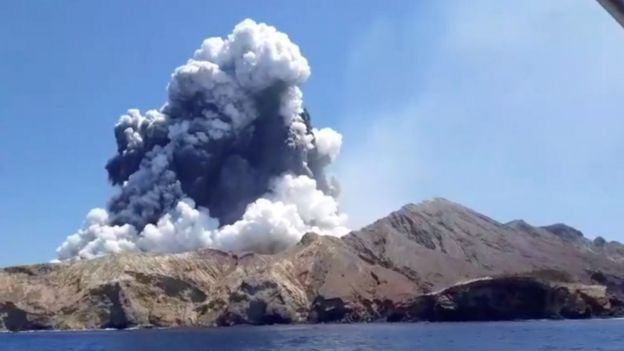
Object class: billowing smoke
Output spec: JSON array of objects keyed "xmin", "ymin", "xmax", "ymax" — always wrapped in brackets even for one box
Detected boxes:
[{"xmin": 56, "ymin": 19, "xmax": 347, "ymax": 260}]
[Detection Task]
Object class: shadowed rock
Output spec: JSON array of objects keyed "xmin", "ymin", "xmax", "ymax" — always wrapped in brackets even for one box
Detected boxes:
[{"xmin": 388, "ymin": 276, "xmax": 620, "ymax": 322}]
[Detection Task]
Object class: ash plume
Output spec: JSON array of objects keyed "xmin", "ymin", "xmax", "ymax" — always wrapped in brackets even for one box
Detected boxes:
[{"xmin": 57, "ymin": 19, "xmax": 347, "ymax": 260}]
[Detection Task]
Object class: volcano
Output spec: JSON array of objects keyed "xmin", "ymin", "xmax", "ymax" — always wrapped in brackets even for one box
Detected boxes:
[{"xmin": 2, "ymin": 198, "xmax": 623, "ymax": 331}]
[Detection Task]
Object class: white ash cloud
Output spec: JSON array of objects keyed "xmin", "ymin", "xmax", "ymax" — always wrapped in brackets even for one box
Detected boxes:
[{"xmin": 56, "ymin": 19, "xmax": 347, "ymax": 260}]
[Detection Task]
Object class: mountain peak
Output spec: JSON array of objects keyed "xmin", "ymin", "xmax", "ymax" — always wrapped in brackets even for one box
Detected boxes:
[
  {"xmin": 541, "ymin": 223, "xmax": 584, "ymax": 240},
  {"xmin": 401, "ymin": 197, "xmax": 472, "ymax": 213},
  {"xmin": 348, "ymin": 198, "xmax": 624, "ymax": 295},
  {"xmin": 506, "ymin": 219, "xmax": 534, "ymax": 231}
]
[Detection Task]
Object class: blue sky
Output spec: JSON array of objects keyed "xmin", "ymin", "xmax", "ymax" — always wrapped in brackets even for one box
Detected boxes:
[{"xmin": 1, "ymin": 0, "xmax": 622, "ymax": 266}]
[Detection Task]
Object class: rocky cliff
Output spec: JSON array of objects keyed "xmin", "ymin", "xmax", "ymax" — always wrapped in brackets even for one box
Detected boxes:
[
  {"xmin": 389, "ymin": 276, "xmax": 623, "ymax": 322},
  {"xmin": 2, "ymin": 199, "xmax": 623, "ymax": 331}
]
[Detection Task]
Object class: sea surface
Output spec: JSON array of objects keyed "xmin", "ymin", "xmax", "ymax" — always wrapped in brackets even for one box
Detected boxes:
[{"xmin": 1, "ymin": 319, "xmax": 623, "ymax": 351}]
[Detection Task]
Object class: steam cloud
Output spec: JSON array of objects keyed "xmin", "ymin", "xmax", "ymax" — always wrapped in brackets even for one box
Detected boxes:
[{"xmin": 57, "ymin": 19, "xmax": 347, "ymax": 260}]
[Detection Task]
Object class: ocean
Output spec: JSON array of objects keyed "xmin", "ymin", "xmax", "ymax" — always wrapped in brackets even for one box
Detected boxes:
[{"xmin": 1, "ymin": 319, "xmax": 623, "ymax": 351}]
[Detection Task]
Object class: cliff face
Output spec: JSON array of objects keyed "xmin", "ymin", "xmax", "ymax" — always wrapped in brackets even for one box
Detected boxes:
[
  {"xmin": 389, "ymin": 277, "xmax": 623, "ymax": 322},
  {"xmin": 2, "ymin": 199, "xmax": 623, "ymax": 331}
]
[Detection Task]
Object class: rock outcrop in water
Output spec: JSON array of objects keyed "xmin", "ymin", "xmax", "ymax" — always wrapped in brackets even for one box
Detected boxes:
[
  {"xmin": 2, "ymin": 198, "xmax": 624, "ymax": 331},
  {"xmin": 389, "ymin": 276, "xmax": 623, "ymax": 322}
]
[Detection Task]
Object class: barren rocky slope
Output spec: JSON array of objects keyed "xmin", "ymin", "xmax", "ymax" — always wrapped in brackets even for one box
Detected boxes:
[
  {"xmin": 2, "ymin": 198, "xmax": 623, "ymax": 331},
  {"xmin": 345, "ymin": 198, "xmax": 624, "ymax": 292}
]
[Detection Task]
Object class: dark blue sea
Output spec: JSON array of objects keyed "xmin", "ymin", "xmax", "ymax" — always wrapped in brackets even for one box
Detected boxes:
[{"xmin": 1, "ymin": 319, "xmax": 623, "ymax": 351}]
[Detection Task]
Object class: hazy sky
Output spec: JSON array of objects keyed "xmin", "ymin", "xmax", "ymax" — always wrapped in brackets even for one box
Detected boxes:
[{"xmin": 1, "ymin": 0, "xmax": 622, "ymax": 266}]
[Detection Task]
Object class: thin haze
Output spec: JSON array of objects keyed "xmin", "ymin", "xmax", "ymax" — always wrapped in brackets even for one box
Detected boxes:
[
  {"xmin": 337, "ymin": 0, "xmax": 624, "ymax": 239},
  {"xmin": 0, "ymin": 0, "xmax": 622, "ymax": 266}
]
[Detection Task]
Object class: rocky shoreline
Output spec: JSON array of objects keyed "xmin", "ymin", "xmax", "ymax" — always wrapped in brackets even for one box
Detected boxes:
[
  {"xmin": 389, "ymin": 276, "xmax": 623, "ymax": 322},
  {"xmin": 3, "ymin": 199, "xmax": 624, "ymax": 331},
  {"xmin": 2, "ymin": 271, "xmax": 621, "ymax": 332}
]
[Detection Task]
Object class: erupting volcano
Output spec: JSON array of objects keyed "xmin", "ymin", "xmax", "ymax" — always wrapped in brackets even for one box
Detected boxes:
[{"xmin": 57, "ymin": 19, "xmax": 347, "ymax": 260}]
